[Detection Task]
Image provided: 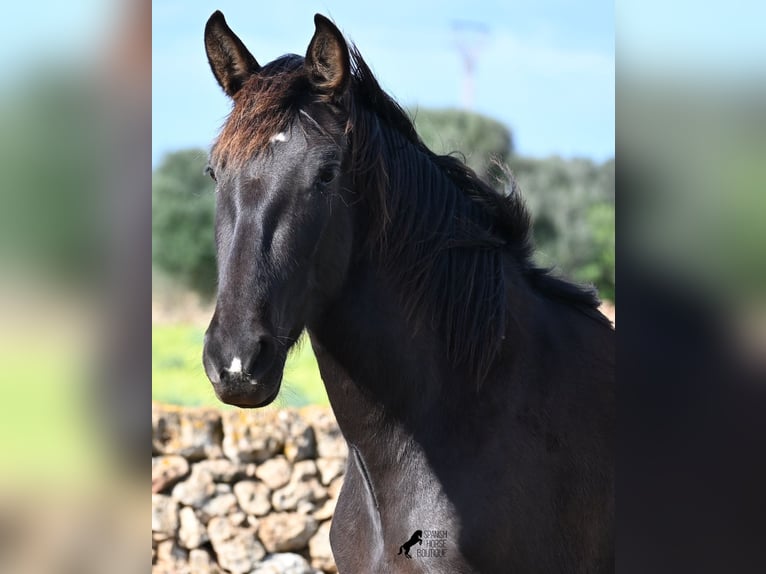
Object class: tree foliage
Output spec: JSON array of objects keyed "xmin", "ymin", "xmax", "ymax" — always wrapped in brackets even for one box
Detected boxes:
[
  {"xmin": 152, "ymin": 149, "xmax": 217, "ymax": 296},
  {"xmin": 411, "ymin": 108, "xmax": 513, "ymax": 187},
  {"xmin": 508, "ymin": 157, "xmax": 615, "ymax": 300}
]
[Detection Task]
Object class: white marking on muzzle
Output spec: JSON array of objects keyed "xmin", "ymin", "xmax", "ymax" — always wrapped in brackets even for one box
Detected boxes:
[{"xmin": 227, "ymin": 357, "xmax": 242, "ymax": 374}]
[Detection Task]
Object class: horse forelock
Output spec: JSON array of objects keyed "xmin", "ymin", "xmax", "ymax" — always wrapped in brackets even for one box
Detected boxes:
[{"xmin": 211, "ymin": 55, "xmax": 309, "ymax": 168}]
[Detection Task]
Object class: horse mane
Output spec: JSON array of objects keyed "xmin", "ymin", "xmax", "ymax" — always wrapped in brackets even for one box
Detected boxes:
[
  {"xmin": 344, "ymin": 46, "xmax": 608, "ymax": 382},
  {"xmin": 211, "ymin": 45, "xmax": 609, "ymax": 385}
]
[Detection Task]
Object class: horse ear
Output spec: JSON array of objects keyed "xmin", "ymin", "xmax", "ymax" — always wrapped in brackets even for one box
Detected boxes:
[
  {"xmin": 205, "ymin": 11, "xmax": 260, "ymax": 97},
  {"xmin": 305, "ymin": 14, "xmax": 350, "ymax": 99}
]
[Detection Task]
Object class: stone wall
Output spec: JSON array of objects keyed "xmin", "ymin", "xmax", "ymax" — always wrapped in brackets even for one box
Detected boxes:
[{"xmin": 152, "ymin": 403, "xmax": 346, "ymax": 574}]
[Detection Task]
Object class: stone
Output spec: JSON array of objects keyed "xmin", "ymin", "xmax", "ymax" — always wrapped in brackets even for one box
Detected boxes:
[
  {"xmin": 151, "ymin": 562, "xmax": 176, "ymax": 574},
  {"xmin": 312, "ymin": 497, "xmax": 337, "ymax": 521},
  {"xmin": 214, "ymin": 483, "xmax": 232, "ymax": 495},
  {"xmin": 152, "ymin": 455, "xmax": 190, "ymax": 493},
  {"xmin": 188, "ymin": 548, "xmax": 223, "ymax": 574},
  {"xmin": 272, "ymin": 478, "xmax": 327, "ymax": 512},
  {"xmin": 193, "ymin": 458, "xmax": 248, "ymax": 482},
  {"xmin": 291, "ymin": 460, "xmax": 318, "ymax": 482},
  {"xmin": 179, "ymin": 507, "xmax": 208, "ymax": 549},
  {"xmin": 200, "ymin": 493, "xmax": 238, "ymax": 520},
  {"xmin": 151, "ymin": 494, "xmax": 178, "ymax": 539},
  {"xmin": 309, "ymin": 520, "xmax": 336, "ymax": 573},
  {"xmin": 281, "ymin": 411, "xmax": 317, "ymax": 462},
  {"xmin": 316, "ymin": 432, "xmax": 347, "ymax": 459},
  {"xmin": 328, "ymin": 476, "xmax": 344, "ymax": 499},
  {"xmin": 154, "ymin": 539, "xmax": 188, "ymax": 572},
  {"xmin": 316, "ymin": 458, "xmax": 346, "ymax": 486},
  {"xmin": 229, "ymin": 510, "xmax": 248, "ymax": 526},
  {"xmin": 296, "ymin": 500, "xmax": 316, "ymax": 515},
  {"xmin": 152, "ymin": 563, "xmax": 174, "ymax": 574},
  {"xmin": 208, "ymin": 516, "xmax": 265, "ymax": 574},
  {"xmin": 251, "ymin": 552, "xmax": 315, "ymax": 574},
  {"xmin": 152, "ymin": 531, "xmax": 168, "ymax": 545},
  {"xmin": 172, "ymin": 467, "xmax": 216, "ymax": 508},
  {"xmin": 258, "ymin": 512, "xmax": 318, "ymax": 553},
  {"xmin": 302, "ymin": 407, "xmax": 348, "ymax": 459},
  {"xmin": 270, "ymin": 460, "xmax": 326, "ymax": 512},
  {"xmin": 152, "ymin": 403, "xmax": 223, "ymax": 460},
  {"xmin": 222, "ymin": 410, "xmax": 288, "ymax": 463},
  {"xmin": 255, "ymin": 457, "xmax": 292, "ymax": 490},
  {"xmin": 233, "ymin": 480, "xmax": 272, "ymax": 516}
]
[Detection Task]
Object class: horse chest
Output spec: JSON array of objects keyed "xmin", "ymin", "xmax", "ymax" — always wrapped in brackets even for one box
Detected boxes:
[{"xmin": 329, "ymin": 443, "xmax": 470, "ymax": 573}]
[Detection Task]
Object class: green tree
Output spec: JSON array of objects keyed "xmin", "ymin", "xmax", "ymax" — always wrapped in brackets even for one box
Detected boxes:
[
  {"xmin": 508, "ymin": 156, "xmax": 615, "ymax": 300},
  {"xmin": 152, "ymin": 149, "xmax": 217, "ymax": 296},
  {"xmin": 411, "ymin": 108, "xmax": 513, "ymax": 187},
  {"xmin": 574, "ymin": 202, "xmax": 615, "ymax": 300},
  {"xmin": 0, "ymin": 74, "xmax": 104, "ymax": 284}
]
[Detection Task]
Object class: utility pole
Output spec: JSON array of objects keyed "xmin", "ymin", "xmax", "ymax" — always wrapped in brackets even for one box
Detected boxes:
[{"xmin": 452, "ymin": 20, "xmax": 489, "ymax": 110}]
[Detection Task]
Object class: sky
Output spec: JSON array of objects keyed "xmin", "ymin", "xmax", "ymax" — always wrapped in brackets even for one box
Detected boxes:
[
  {"xmin": 152, "ymin": 0, "xmax": 615, "ymax": 167},
  {"xmin": 1, "ymin": 1, "xmax": 762, "ymax": 169}
]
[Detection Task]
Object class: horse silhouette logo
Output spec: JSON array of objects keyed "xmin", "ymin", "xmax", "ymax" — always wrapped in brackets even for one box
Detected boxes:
[{"xmin": 397, "ymin": 530, "xmax": 423, "ymax": 558}]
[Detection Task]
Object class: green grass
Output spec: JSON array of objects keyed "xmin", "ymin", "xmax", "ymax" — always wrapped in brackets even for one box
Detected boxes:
[
  {"xmin": 152, "ymin": 324, "xmax": 329, "ymax": 408},
  {"xmin": 0, "ymin": 334, "xmax": 105, "ymax": 483}
]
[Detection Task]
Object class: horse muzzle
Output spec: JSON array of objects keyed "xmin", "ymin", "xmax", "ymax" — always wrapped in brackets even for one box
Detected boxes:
[{"xmin": 202, "ymin": 329, "xmax": 285, "ymax": 408}]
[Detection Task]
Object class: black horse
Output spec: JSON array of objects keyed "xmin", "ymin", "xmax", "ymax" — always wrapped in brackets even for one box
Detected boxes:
[{"xmin": 202, "ymin": 11, "xmax": 614, "ymax": 573}]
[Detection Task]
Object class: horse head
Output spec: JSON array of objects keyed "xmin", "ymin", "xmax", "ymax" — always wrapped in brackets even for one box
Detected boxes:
[{"xmin": 201, "ymin": 12, "xmax": 355, "ymax": 407}]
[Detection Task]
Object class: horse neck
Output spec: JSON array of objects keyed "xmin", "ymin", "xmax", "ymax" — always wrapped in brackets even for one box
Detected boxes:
[
  {"xmin": 308, "ymin": 251, "xmax": 536, "ymax": 450},
  {"xmin": 307, "ymin": 257, "xmax": 553, "ymax": 523},
  {"xmin": 309, "ymin": 259, "xmax": 452, "ymax": 430},
  {"xmin": 308, "ymin": 119, "xmax": 541, "ymax": 448}
]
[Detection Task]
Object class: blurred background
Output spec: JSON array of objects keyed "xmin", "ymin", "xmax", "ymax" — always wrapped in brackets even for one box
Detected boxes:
[
  {"xmin": 618, "ymin": 3, "xmax": 766, "ymax": 573},
  {"xmin": 0, "ymin": 0, "xmax": 762, "ymax": 571},
  {"xmin": 0, "ymin": 0, "xmax": 150, "ymax": 572},
  {"xmin": 151, "ymin": 0, "xmax": 615, "ymax": 409}
]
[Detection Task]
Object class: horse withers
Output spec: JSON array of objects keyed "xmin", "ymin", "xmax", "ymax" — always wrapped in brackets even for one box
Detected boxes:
[{"xmin": 201, "ymin": 11, "xmax": 614, "ymax": 573}]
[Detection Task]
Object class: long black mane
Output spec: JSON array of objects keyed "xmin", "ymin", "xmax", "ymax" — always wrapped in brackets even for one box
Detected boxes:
[{"xmin": 344, "ymin": 46, "xmax": 608, "ymax": 381}]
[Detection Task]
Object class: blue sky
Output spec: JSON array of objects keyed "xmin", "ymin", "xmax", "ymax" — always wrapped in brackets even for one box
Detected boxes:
[{"xmin": 152, "ymin": 0, "xmax": 615, "ymax": 167}]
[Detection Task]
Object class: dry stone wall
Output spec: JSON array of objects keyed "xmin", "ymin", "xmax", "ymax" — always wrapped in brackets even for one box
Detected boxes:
[{"xmin": 152, "ymin": 403, "xmax": 346, "ymax": 574}]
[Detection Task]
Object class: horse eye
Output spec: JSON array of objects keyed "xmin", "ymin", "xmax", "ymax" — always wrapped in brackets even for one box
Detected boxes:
[
  {"xmin": 317, "ymin": 166, "xmax": 337, "ymax": 185},
  {"xmin": 204, "ymin": 165, "xmax": 217, "ymax": 182}
]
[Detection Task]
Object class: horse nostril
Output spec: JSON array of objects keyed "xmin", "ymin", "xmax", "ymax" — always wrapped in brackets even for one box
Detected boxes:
[
  {"xmin": 245, "ymin": 336, "xmax": 276, "ymax": 379},
  {"xmin": 202, "ymin": 342, "xmax": 222, "ymax": 385}
]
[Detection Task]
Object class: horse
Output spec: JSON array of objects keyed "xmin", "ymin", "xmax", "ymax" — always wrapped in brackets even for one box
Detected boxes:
[{"xmin": 201, "ymin": 11, "xmax": 614, "ymax": 574}]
